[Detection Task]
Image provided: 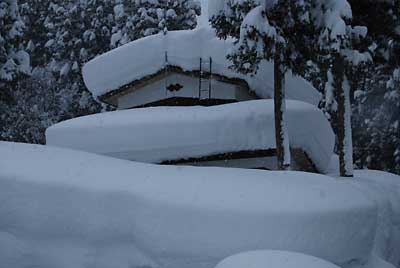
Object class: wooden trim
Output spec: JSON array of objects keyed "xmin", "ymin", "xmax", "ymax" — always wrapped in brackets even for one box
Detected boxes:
[
  {"xmin": 99, "ymin": 65, "xmax": 254, "ymax": 106},
  {"xmin": 161, "ymin": 149, "xmax": 277, "ymax": 165},
  {"xmin": 127, "ymin": 97, "xmax": 237, "ymax": 109},
  {"xmin": 161, "ymin": 148, "xmax": 318, "ymax": 173},
  {"xmin": 292, "ymin": 149, "xmax": 318, "ymax": 173}
]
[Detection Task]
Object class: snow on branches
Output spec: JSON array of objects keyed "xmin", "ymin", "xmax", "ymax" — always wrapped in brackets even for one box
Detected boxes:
[{"xmin": 0, "ymin": 0, "xmax": 30, "ymax": 83}]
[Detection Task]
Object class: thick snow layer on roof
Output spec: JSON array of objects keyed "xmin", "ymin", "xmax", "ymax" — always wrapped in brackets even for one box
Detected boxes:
[
  {"xmin": 46, "ymin": 100, "xmax": 334, "ymax": 173},
  {"xmin": 0, "ymin": 142, "xmax": 383, "ymax": 268},
  {"xmin": 214, "ymin": 250, "xmax": 341, "ymax": 268},
  {"xmin": 82, "ymin": 3, "xmax": 321, "ymax": 106}
]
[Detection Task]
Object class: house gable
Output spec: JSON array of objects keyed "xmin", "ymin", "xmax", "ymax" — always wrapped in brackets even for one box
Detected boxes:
[{"xmin": 100, "ymin": 65, "xmax": 258, "ymax": 109}]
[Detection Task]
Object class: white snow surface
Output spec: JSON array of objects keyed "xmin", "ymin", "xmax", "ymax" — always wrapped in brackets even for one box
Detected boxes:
[
  {"xmin": 350, "ymin": 170, "xmax": 400, "ymax": 268},
  {"xmin": 0, "ymin": 142, "xmax": 387, "ymax": 268},
  {"xmin": 214, "ymin": 250, "xmax": 341, "ymax": 268},
  {"xmin": 328, "ymin": 157, "xmax": 400, "ymax": 268},
  {"xmin": 46, "ymin": 100, "xmax": 334, "ymax": 173},
  {"xmin": 82, "ymin": 0, "xmax": 321, "ymax": 106}
]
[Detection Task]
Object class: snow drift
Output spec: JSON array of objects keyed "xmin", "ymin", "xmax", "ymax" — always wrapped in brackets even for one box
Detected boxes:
[
  {"xmin": 46, "ymin": 100, "xmax": 335, "ymax": 173},
  {"xmin": 0, "ymin": 142, "xmax": 381, "ymax": 268},
  {"xmin": 214, "ymin": 250, "xmax": 341, "ymax": 268}
]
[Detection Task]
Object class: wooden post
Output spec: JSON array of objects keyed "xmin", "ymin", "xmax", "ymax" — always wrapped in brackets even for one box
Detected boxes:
[
  {"xmin": 274, "ymin": 42, "xmax": 291, "ymax": 170},
  {"xmin": 333, "ymin": 53, "xmax": 354, "ymax": 177}
]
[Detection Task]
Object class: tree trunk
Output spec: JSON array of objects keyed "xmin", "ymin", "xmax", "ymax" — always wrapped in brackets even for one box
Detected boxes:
[
  {"xmin": 274, "ymin": 43, "xmax": 291, "ymax": 170},
  {"xmin": 333, "ymin": 54, "xmax": 354, "ymax": 177}
]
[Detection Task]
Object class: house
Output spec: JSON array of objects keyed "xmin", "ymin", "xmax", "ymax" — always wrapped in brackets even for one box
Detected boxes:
[
  {"xmin": 82, "ymin": 21, "xmax": 321, "ymax": 110},
  {"xmin": 46, "ymin": 0, "xmax": 334, "ymax": 173}
]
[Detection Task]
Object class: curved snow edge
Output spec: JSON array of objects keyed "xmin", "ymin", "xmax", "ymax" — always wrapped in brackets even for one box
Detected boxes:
[
  {"xmin": 46, "ymin": 100, "xmax": 334, "ymax": 173},
  {"xmin": 0, "ymin": 142, "xmax": 378, "ymax": 268}
]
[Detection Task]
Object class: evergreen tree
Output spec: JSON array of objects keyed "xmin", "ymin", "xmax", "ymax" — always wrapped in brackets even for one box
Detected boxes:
[
  {"xmin": 349, "ymin": 0, "xmax": 400, "ymax": 174},
  {"xmin": 211, "ymin": 0, "xmax": 313, "ymax": 170},
  {"xmin": 110, "ymin": 0, "xmax": 200, "ymax": 48},
  {"xmin": 211, "ymin": 0, "xmax": 259, "ymax": 40},
  {"xmin": 19, "ymin": 0, "xmax": 50, "ymax": 67},
  {"xmin": 211, "ymin": 0, "xmax": 372, "ymax": 176},
  {"xmin": 292, "ymin": 0, "xmax": 372, "ymax": 177},
  {"xmin": 0, "ymin": 0, "xmax": 31, "ymax": 140},
  {"xmin": 0, "ymin": 0, "xmax": 30, "ymax": 100}
]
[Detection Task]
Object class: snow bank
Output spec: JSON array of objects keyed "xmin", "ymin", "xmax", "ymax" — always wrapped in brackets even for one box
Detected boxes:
[
  {"xmin": 328, "ymin": 156, "xmax": 400, "ymax": 268},
  {"xmin": 350, "ymin": 170, "xmax": 400, "ymax": 268},
  {"xmin": 82, "ymin": 7, "xmax": 321, "ymax": 106},
  {"xmin": 46, "ymin": 100, "xmax": 334, "ymax": 173},
  {"xmin": 0, "ymin": 142, "xmax": 377, "ymax": 268},
  {"xmin": 214, "ymin": 250, "xmax": 341, "ymax": 268}
]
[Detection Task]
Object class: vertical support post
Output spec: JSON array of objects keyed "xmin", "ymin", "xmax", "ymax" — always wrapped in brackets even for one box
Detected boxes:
[
  {"xmin": 274, "ymin": 42, "xmax": 291, "ymax": 170},
  {"xmin": 333, "ymin": 53, "xmax": 354, "ymax": 177},
  {"xmin": 163, "ymin": 0, "xmax": 169, "ymax": 96},
  {"xmin": 164, "ymin": 51, "xmax": 169, "ymax": 96},
  {"xmin": 209, "ymin": 57, "xmax": 212, "ymax": 99},
  {"xmin": 199, "ymin": 57, "xmax": 202, "ymax": 99}
]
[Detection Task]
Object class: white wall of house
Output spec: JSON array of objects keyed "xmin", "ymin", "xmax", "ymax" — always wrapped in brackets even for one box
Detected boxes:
[{"xmin": 117, "ymin": 72, "xmax": 255, "ymax": 109}]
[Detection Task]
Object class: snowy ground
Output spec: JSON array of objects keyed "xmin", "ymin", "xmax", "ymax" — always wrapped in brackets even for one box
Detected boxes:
[
  {"xmin": 214, "ymin": 250, "xmax": 341, "ymax": 268},
  {"xmin": 1, "ymin": 142, "xmax": 399, "ymax": 268},
  {"xmin": 46, "ymin": 100, "xmax": 334, "ymax": 173}
]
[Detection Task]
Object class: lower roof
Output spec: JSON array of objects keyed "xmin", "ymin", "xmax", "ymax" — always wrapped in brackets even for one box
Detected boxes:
[{"xmin": 46, "ymin": 100, "xmax": 334, "ymax": 173}]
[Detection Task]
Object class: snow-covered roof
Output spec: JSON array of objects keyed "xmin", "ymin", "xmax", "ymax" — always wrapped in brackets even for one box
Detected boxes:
[
  {"xmin": 82, "ymin": 1, "xmax": 321, "ymax": 106},
  {"xmin": 46, "ymin": 100, "xmax": 334, "ymax": 173}
]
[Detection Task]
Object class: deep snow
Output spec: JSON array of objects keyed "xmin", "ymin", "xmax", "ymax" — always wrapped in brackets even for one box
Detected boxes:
[
  {"xmin": 2, "ymin": 142, "xmax": 399, "ymax": 268},
  {"xmin": 3, "ymin": 0, "xmax": 399, "ymax": 268},
  {"xmin": 214, "ymin": 250, "xmax": 341, "ymax": 268},
  {"xmin": 46, "ymin": 100, "xmax": 334, "ymax": 173},
  {"xmin": 82, "ymin": 1, "xmax": 321, "ymax": 106}
]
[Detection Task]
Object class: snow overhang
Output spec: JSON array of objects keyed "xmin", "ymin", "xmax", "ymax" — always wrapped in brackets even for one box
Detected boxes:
[{"xmin": 46, "ymin": 100, "xmax": 334, "ymax": 173}]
